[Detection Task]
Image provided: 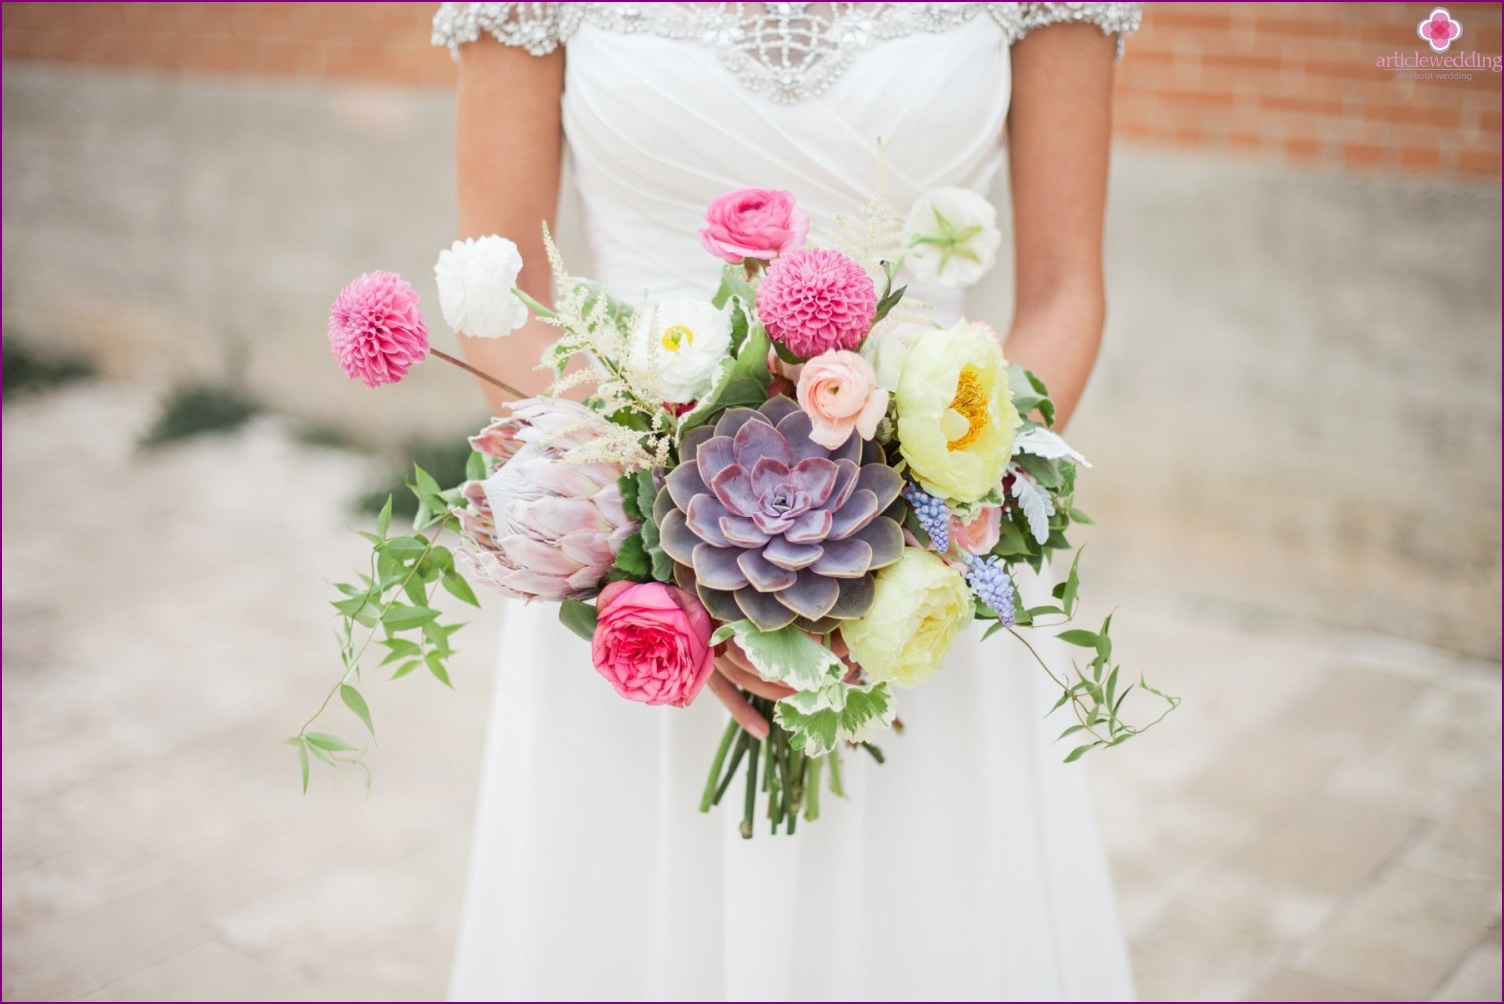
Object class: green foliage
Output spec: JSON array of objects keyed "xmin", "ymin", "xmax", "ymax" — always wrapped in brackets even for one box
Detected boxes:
[
  {"xmin": 2, "ymin": 339, "xmax": 93, "ymax": 400},
  {"xmin": 559, "ymin": 598, "xmax": 599, "ymax": 641},
  {"xmin": 616, "ymin": 470, "xmax": 674, "ymax": 584},
  {"xmin": 872, "ymin": 259, "xmax": 908, "ymax": 325},
  {"xmin": 356, "ymin": 437, "xmax": 478, "ymax": 520},
  {"xmin": 775, "ymin": 681, "xmax": 895, "ymax": 758},
  {"xmin": 294, "ymin": 466, "xmax": 479, "ymax": 793},
  {"xmin": 710, "ymin": 620, "xmax": 846, "ymax": 692},
  {"xmin": 973, "ymin": 366, "xmax": 1179, "ymax": 757},
  {"xmin": 138, "ymin": 383, "xmax": 261, "ymax": 449},
  {"xmin": 709, "ymin": 264, "xmax": 758, "ymax": 311},
  {"xmin": 1007, "ymin": 364, "xmax": 1055, "ymax": 428}
]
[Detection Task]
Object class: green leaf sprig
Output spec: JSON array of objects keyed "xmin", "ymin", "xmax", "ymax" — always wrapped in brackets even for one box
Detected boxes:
[{"xmin": 289, "ymin": 459, "xmax": 483, "ymax": 792}]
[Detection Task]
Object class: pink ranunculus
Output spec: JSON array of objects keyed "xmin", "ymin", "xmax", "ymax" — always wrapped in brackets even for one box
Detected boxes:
[
  {"xmin": 327, "ymin": 271, "xmax": 429, "ymax": 388},
  {"xmin": 796, "ymin": 350, "xmax": 888, "ymax": 450},
  {"xmin": 699, "ymin": 187, "xmax": 810, "ymax": 263},
  {"xmin": 756, "ymin": 247, "xmax": 877, "ymax": 359},
  {"xmin": 590, "ymin": 581, "xmax": 716, "ymax": 707},
  {"xmin": 950, "ymin": 505, "xmax": 1002, "ymax": 558}
]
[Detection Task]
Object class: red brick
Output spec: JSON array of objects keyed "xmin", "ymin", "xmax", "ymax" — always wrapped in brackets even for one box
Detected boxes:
[
  {"xmin": 1341, "ymin": 141, "xmax": 1388, "ymax": 168},
  {"xmin": 1259, "ymin": 94, "xmax": 1348, "ymax": 118},
  {"xmin": 1144, "ymin": 3, "xmax": 1236, "ymax": 32},
  {"xmin": 1364, "ymin": 100, "xmax": 1465, "ymax": 128},
  {"xmin": 1456, "ymin": 146, "xmax": 1503, "ymax": 175},
  {"xmin": 1397, "ymin": 145, "xmax": 1444, "ymax": 171},
  {"xmin": 1284, "ymin": 136, "xmax": 1324, "ymax": 161},
  {"xmin": 1479, "ymin": 109, "xmax": 1503, "ymax": 134},
  {"xmin": 1157, "ymin": 88, "xmax": 1238, "ymax": 108},
  {"xmin": 1214, "ymin": 52, "xmax": 1287, "ymax": 74}
]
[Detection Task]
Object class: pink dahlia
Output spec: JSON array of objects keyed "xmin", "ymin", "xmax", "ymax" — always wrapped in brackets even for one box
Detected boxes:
[
  {"xmin": 327, "ymin": 270, "xmax": 429, "ymax": 388},
  {"xmin": 755, "ymin": 248, "xmax": 877, "ymax": 360}
]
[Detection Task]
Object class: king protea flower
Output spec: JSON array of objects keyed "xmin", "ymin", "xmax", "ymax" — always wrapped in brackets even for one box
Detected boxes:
[{"xmin": 455, "ymin": 398, "xmax": 637, "ymax": 601}]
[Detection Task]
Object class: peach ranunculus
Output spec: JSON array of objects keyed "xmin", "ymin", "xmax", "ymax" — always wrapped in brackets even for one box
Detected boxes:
[
  {"xmin": 795, "ymin": 350, "xmax": 889, "ymax": 450},
  {"xmin": 699, "ymin": 188, "xmax": 810, "ymax": 263},
  {"xmin": 590, "ymin": 580, "xmax": 716, "ymax": 707},
  {"xmin": 950, "ymin": 505, "xmax": 1002, "ymax": 558}
]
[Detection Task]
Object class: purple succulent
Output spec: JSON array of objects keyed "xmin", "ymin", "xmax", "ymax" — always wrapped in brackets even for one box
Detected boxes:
[{"xmin": 656, "ymin": 396, "xmax": 904, "ymax": 632}]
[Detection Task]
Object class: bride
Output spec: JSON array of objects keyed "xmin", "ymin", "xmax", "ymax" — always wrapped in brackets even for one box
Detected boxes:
[{"xmin": 433, "ymin": 3, "xmax": 1142, "ymax": 1000}]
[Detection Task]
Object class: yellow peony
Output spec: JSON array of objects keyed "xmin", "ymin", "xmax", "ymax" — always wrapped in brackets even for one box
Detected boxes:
[
  {"xmin": 841, "ymin": 548, "xmax": 973, "ymax": 687},
  {"xmin": 894, "ymin": 320, "xmax": 1020, "ymax": 502}
]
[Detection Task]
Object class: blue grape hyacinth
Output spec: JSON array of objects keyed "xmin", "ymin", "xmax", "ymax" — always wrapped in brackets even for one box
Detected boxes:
[
  {"xmin": 902, "ymin": 481, "xmax": 950, "ymax": 554},
  {"xmin": 965, "ymin": 554, "xmax": 1016, "ymax": 626}
]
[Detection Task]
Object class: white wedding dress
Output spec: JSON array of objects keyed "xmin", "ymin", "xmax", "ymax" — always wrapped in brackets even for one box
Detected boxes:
[{"xmin": 434, "ymin": 4, "xmax": 1142, "ymax": 1000}]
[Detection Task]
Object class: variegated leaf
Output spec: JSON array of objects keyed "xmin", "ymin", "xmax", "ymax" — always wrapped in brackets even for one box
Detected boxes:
[{"xmin": 709, "ymin": 619, "xmax": 844, "ymax": 692}]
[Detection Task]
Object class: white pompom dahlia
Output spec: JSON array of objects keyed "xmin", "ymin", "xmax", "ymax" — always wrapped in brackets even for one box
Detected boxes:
[{"xmin": 434, "ymin": 236, "xmax": 529, "ymax": 339}]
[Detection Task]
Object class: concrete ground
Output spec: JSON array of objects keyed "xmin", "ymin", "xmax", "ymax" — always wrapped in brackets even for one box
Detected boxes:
[{"xmin": 3, "ymin": 381, "xmax": 1500, "ymax": 1002}]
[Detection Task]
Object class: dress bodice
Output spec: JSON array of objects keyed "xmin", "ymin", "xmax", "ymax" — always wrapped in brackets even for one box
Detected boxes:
[{"xmin": 434, "ymin": 3, "xmax": 1141, "ymax": 307}]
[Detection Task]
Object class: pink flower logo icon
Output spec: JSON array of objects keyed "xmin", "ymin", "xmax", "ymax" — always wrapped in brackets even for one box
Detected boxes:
[{"xmin": 1417, "ymin": 7, "xmax": 1463, "ymax": 53}]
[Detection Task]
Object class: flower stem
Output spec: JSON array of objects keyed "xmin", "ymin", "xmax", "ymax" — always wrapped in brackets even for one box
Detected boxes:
[
  {"xmin": 1006, "ymin": 626, "xmax": 1113, "ymax": 746},
  {"xmin": 428, "ymin": 347, "xmax": 527, "ymax": 401},
  {"xmin": 714, "ymin": 733, "xmax": 751, "ymax": 806},
  {"xmin": 803, "ymin": 755, "xmax": 823, "ymax": 822},
  {"xmin": 700, "ymin": 718, "xmax": 741, "ymax": 813},
  {"xmin": 741, "ymin": 737, "xmax": 761, "ymax": 840}
]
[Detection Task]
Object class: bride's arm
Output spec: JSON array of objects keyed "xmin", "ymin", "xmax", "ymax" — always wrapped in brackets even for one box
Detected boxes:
[
  {"xmin": 1004, "ymin": 23, "xmax": 1118, "ymax": 430},
  {"xmin": 455, "ymin": 39, "xmax": 565, "ymax": 409}
]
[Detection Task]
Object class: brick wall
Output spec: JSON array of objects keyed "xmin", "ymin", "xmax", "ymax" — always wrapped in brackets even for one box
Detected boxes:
[
  {"xmin": 3, "ymin": 1, "xmax": 1500, "ymax": 177},
  {"xmin": 1117, "ymin": 2, "xmax": 1502, "ymax": 176},
  {"xmin": 0, "ymin": 2, "xmax": 451, "ymax": 84}
]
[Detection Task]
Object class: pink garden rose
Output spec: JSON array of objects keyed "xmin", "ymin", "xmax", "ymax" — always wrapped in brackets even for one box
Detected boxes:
[
  {"xmin": 699, "ymin": 188, "xmax": 809, "ymax": 263},
  {"xmin": 591, "ymin": 580, "xmax": 716, "ymax": 707},
  {"xmin": 950, "ymin": 505, "xmax": 1002, "ymax": 558},
  {"xmin": 795, "ymin": 350, "xmax": 888, "ymax": 449},
  {"xmin": 327, "ymin": 270, "xmax": 429, "ymax": 387},
  {"xmin": 755, "ymin": 247, "xmax": 877, "ymax": 359}
]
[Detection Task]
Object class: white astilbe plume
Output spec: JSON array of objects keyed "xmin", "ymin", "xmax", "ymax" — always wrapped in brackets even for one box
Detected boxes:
[
  {"xmin": 529, "ymin": 225, "xmax": 673, "ymax": 471},
  {"xmin": 821, "ymin": 143, "xmax": 908, "ymax": 277}
]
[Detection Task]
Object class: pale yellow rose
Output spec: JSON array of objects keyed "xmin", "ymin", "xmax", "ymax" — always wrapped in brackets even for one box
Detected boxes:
[
  {"xmin": 841, "ymin": 548, "xmax": 972, "ymax": 687},
  {"xmin": 895, "ymin": 320, "xmax": 1019, "ymax": 503}
]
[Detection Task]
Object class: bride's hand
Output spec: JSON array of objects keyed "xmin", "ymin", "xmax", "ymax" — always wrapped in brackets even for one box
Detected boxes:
[{"xmin": 706, "ymin": 637, "xmax": 861, "ymax": 740}]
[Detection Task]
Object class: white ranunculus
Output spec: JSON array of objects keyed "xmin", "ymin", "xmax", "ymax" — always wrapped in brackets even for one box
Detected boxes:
[
  {"xmin": 435, "ymin": 236, "xmax": 529, "ymax": 339},
  {"xmin": 629, "ymin": 298, "xmax": 733, "ymax": 404},
  {"xmin": 903, "ymin": 188, "xmax": 1002, "ymax": 289},
  {"xmin": 859, "ymin": 317, "xmax": 934, "ymax": 392}
]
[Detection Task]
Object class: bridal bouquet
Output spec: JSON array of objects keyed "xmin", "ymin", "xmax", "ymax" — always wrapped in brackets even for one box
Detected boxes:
[{"xmin": 296, "ymin": 180, "xmax": 1175, "ymax": 835}]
